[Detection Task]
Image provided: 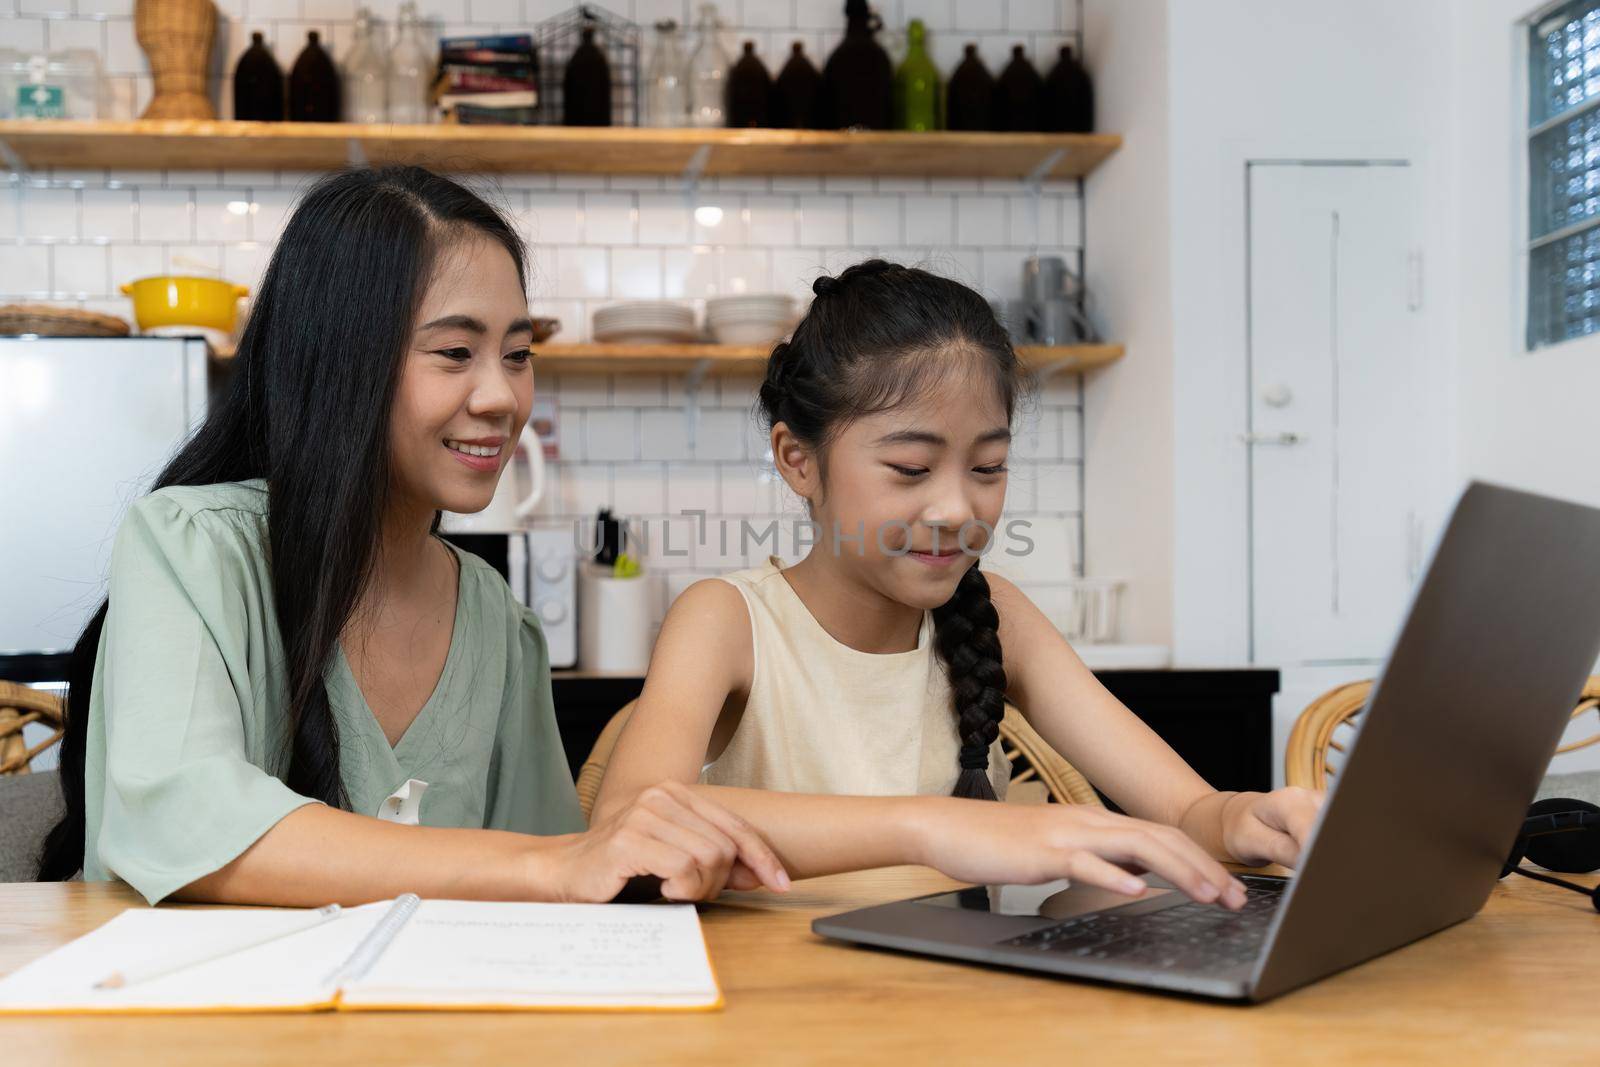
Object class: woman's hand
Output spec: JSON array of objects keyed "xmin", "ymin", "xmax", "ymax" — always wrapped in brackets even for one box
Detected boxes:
[
  {"xmin": 908, "ymin": 799, "xmax": 1250, "ymax": 909},
  {"xmin": 1219, "ymin": 787, "xmax": 1326, "ymax": 869},
  {"xmin": 538, "ymin": 781, "xmax": 792, "ymax": 903}
]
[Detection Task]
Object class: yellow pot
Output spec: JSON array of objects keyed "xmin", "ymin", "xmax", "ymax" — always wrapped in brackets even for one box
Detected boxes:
[{"xmin": 119, "ymin": 275, "xmax": 249, "ymax": 333}]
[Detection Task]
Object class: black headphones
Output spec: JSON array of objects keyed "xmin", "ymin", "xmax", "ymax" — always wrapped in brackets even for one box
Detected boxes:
[{"xmin": 1501, "ymin": 797, "xmax": 1600, "ymax": 911}]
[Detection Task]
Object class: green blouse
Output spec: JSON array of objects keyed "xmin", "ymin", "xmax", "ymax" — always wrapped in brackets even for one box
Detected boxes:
[{"xmin": 82, "ymin": 480, "xmax": 584, "ymax": 904}]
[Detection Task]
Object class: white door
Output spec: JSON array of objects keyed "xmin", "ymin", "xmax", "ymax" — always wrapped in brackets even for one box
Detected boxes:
[{"xmin": 1247, "ymin": 163, "xmax": 1427, "ymax": 668}]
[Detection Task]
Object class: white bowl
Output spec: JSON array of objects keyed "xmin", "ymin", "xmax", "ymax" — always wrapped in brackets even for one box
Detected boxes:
[
  {"xmin": 707, "ymin": 310, "xmax": 793, "ymax": 324},
  {"xmin": 709, "ymin": 321, "xmax": 790, "ymax": 345},
  {"xmin": 594, "ymin": 311, "xmax": 695, "ymax": 324},
  {"xmin": 707, "ymin": 295, "xmax": 793, "ymax": 313},
  {"xmin": 593, "ymin": 326, "xmax": 704, "ymax": 344}
]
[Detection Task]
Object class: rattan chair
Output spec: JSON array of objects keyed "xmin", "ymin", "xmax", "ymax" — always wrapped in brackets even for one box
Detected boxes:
[
  {"xmin": 998, "ymin": 704, "xmax": 1103, "ymax": 807},
  {"xmin": 574, "ymin": 699, "xmax": 1103, "ymax": 822},
  {"xmin": 575, "ymin": 699, "xmax": 641, "ymax": 821},
  {"xmin": 0, "ymin": 681, "xmax": 65, "ymax": 777},
  {"xmin": 1285, "ymin": 676, "xmax": 1600, "ymax": 790}
]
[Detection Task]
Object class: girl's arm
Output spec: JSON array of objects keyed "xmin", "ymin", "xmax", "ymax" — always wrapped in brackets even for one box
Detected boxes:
[
  {"xmin": 595, "ymin": 579, "xmax": 1250, "ymax": 906},
  {"xmin": 984, "ymin": 571, "xmax": 1322, "ymax": 866},
  {"xmin": 174, "ymin": 779, "xmax": 791, "ymax": 907}
]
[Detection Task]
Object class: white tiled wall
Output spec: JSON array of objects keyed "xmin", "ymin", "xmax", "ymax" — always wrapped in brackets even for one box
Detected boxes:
[{"xmin": 1, "ymin": 0, "xmax": 1090, "ymax": 628}]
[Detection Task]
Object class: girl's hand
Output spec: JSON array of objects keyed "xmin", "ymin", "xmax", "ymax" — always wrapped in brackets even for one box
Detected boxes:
[
  {"xmin": 1220, "ymin": 787, "xmax": 1326, "ymax": 869},
  {"xmin": 540, "ymin": 781, "xmax": 792, "ymax": 903},
  {"xmin": 909, "ymin": 799, "xmax": 1250, "ymax": 909}
]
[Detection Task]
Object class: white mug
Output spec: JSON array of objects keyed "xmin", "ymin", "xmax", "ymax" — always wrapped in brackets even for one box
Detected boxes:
[{"xmin": 439, "ymin": 424, "xmax": 546, "ymax": 533}]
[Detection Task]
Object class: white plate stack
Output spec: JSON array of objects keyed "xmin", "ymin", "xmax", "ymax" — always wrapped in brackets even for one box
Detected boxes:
[
  {"xmin": 592, "ymin": 301, "xmax": 699, "ymax": 344},
  {"xmin": 705, "ymin": 294, "xmax": 796, "ymax": 345}
]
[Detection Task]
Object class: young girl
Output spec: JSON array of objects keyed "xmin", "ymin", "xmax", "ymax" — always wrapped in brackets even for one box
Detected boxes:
[
  {"xmin": 595, "ymin": 260, "xmax": 1325, "ymax": 909},
  {"xmin": 36, "ymin": 165, "xmax": 788, "ymax": 907}
]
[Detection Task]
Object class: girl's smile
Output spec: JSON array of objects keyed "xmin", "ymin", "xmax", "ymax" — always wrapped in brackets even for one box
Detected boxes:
[{"xmin": 908, "ymin": 547, "xmax": 966, "ymax": 567}]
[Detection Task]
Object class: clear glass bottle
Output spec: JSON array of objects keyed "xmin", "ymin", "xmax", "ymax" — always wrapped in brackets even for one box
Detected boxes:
[
  {"xmin": 1, "ymin": 48, "xmax": 102, "ymax": 120},
  {"xmin": 344, "ymin": 7, "xmax": 388, "ymax": 123},
  {"xmin": 643, "ymin": 19, "xmax": 687, "ymax": 127},
  {"xmin": 388, "ymin": 1, "xmax": 432, "ymax": 124},
  {"xmin": 686, "ymin": 3, "xmax": 729, "ymax": 128}
]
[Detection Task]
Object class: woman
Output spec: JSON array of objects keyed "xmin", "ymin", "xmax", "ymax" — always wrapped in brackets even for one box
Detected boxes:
[{"xmin": 36, "ymin": 166, "xmax": 788, "ymax": 906}]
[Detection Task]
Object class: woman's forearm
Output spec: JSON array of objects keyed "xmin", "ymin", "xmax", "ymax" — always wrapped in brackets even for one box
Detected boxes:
[
  {"xmin": 603, "ymin": 785, "xmax": 931, "ymax": 879},
  {"xmin": 171, "ymin": 803, "xmax": 567, "ymax": 907}
]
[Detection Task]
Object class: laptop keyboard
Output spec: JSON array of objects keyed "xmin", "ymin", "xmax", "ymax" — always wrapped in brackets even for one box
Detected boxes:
[{"xmin": 999, "ymin": 875, "xmax": 1287, "ymax": 972}]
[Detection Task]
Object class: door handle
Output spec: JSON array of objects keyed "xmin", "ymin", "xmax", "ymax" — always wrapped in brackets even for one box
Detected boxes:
[{"xmin": 1239, "ymin": 432, "xmax": 1306, "ymax": 445}]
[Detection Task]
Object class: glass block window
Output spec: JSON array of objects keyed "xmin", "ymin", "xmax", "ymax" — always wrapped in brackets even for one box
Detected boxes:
[{"xmin": 1529, "ymin": 1, "xmax": 1600, "ymax": 347}]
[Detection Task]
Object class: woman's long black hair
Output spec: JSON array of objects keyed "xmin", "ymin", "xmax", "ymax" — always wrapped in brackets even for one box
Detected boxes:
[
  {"xmin": 36, "ymin": 165, "xmax": 528, "ymax": 880},
  {"xmin": 756, "ymin": 259, "xmax": 1027, "ymax": 801}
]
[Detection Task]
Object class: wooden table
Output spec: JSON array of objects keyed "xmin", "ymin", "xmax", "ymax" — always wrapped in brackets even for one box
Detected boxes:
[{"xmin": 2, "ymin": 867, "xmax": 1596, "ymax": 1065}]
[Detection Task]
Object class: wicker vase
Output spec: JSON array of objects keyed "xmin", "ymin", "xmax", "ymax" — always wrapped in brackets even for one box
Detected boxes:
[{"xmin": 135, "ymin": 0, "xmax": 217, "ymax": 120}]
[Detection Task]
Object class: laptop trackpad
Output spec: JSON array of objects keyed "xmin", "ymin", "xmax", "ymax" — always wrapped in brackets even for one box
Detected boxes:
[{"xmin": 918, "ymin": 879, "xmax": 1178, "ymax": 918}]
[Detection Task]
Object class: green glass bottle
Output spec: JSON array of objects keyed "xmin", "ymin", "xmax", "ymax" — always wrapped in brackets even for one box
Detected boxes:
[{"xmin": 893, "ymin": 19, "xmax": 940, "ymax": 131}]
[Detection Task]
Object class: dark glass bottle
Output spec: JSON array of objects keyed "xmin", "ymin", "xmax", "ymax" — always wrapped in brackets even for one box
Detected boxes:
[
  {"xmin": 564, "ymin": 25, "xmax": 612, "ymax": 126},
  {"xmin": 233, "ymin": 32, "xmax": 284, "ymax": 121},
  {"xmin": 771, "ymin": 41, "xmax": 824, "ymax": 129},
  {"xmin": 945, "ymin": 43, "xmax": 995, "ymax": 132},
  {"xmin": 821, "ymin": 0, "xmax": 891, "ymax": 130},
  {"xmin": 995, "ymin": 45, "xmax": 1043, "ymax": 132},
  {"xmin": 726, "ymin": 41, "xmax": 772, "ymax": 127},
  {"xmin": 287, "ymin": 31, "xmax": 340, "ymax": 123},
  {"xmin": 1042, "ymin": 45, "xmax": 1094, "ymax": 133}
]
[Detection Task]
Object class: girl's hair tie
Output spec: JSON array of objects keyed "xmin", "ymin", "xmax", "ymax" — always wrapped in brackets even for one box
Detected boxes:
[
  {"xmin": 811, "ymin": 275, "xmax": 842, "ymax": 298},
  {"xmin": 959, "ymin": 745, "xmax": 992, "ymax": 772}
]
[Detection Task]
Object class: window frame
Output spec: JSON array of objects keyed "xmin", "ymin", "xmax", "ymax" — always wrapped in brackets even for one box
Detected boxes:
[{"xmin": 1524, "ymin": 0, "xmax": 1600, "ymax": 349}]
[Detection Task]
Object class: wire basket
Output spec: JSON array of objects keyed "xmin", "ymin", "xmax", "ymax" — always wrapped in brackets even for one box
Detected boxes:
[{"xmin": 533, "ymin": 4, "xmax": 641, "ymax": 127}]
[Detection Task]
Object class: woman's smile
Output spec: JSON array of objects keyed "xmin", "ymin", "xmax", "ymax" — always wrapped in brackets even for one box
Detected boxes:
[{"xmin": 444, "ymin": 435, "xmax": 505, "ymax": 472}]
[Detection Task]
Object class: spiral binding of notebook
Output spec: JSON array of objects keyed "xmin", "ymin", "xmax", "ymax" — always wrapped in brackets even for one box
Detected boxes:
[{"xmin": 323, "ymin": 893, "xmax": 421, "ymax": 986}]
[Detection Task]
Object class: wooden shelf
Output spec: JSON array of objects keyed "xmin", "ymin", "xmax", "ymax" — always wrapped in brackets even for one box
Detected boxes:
[
  {"xmin": 211, "ymin": 341, "xmax": 1123, "ymax": 374},
  {"xmin": 0, "ymin": 120, "xmax": 1121, "ymax": 180},
  {"xmin": 536, "ymin": 342, "xmax": 772, "ymax": 374},
  {"xmin": 533, "ymin": 342, "xmax": 1123, "ymax": 375}
]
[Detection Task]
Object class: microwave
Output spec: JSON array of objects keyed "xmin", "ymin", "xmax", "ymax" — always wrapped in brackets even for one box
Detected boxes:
[{"xmin": 439, "ymin": 531, "xmax": 577, "ymax": 669}]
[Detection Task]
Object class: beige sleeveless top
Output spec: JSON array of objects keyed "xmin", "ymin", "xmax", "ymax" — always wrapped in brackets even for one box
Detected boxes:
[{"xmin": 699, "ymin": 557, "xmax": 1009, "ymax": 798}]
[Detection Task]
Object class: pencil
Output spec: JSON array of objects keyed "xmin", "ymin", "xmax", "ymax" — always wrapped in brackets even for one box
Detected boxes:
[{"xmin": 93, "ymin": 903, "xmax": 343, "ymax": 990}]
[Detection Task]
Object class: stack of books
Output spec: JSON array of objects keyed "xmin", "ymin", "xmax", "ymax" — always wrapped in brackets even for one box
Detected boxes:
[{"xmin": 434, "ymin": 34, "xmax": 539, "ymax": 125}]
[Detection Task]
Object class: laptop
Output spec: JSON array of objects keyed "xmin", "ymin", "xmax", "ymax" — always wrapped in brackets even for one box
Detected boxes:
[{"xmin": 813, "ymin": 482, "xmax": 1600, "ymax": 1002}]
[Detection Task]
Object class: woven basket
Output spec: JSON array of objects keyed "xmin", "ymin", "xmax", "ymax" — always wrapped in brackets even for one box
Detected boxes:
[
  {"xmin": 135, "ymin": 0, "xmax": 217, "ymax": 120},
  {"xmin": 0, "ymin": 304, "xmax": 130, "ymax": 338}
]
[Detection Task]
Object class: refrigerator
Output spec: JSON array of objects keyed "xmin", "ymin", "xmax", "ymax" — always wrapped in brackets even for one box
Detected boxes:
[{"xmin": 0, "ymin": 336, "xmax": 210, "ymax": 675}]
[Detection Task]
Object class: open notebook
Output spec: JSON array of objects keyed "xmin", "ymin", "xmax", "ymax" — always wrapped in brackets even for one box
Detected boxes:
[{"xmin": 0, "ymin": 897, "xmax": 722, "ymax": 1014}]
